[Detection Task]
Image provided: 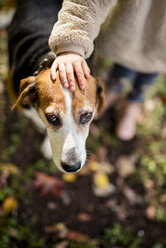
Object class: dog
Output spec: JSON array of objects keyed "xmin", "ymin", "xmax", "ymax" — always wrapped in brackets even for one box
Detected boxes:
[{"xmin": 7, "ymin": 0, "xmax": 105, "ymax": 173}]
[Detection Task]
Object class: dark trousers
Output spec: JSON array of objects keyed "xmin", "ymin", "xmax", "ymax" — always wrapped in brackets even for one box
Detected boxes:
[{"xmin": 108, "ymin": 63, "xmax": 158, "ymax": 102}]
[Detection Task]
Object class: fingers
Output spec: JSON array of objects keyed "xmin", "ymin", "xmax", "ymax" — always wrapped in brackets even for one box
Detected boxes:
[
  {"xmin": 51, "ymin": 61, "xmax": 58, "ymax": 80},
  {"xmin": 50, "ymin": 53, "xmax": 90, "ymax": 92},
  {"xmin": 82, "ymin": 60, "xmax": 90, "ymax": 79},
  {"xmin": 58, "ymin": 63, "xmax": 68, "ymax": 88},
  {"xmin": 74, "ymin": 62, "xmax": 86, "ymax": 90},
  {"xmin": 66, "ymin": 63, "xmax": 75, "ymax": 92}
]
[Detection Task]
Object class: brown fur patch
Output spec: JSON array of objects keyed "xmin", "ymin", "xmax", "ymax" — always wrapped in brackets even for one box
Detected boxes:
[
  {"xmin": 36, "ymin": 69, "xmax": 66, "ymax": 115},
  {"xmin": 72, "ymin": 76, "xmax": 97, "ymax": 123}
]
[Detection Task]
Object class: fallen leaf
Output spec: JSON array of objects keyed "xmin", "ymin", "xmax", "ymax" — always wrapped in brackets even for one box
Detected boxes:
[
  {"xmin": 123, "ymin": 186, "xmax": 143, "ymax": 205},
  {"xmin": 2, "ymin": 197, "xmax": 18, "ymax": 214},
  {"xmin": 1, "ymin": 163, "xmax": 18, "ymax": 175},
  {"xmin": 47, "ymin": 202, "xmax": 57, "ymax": 210},
  {"xmin": 45, "ymin": 223, "xmax": 68, "ymax": 239},
  {"xmin": 94, "ymin": 172, "xmax": 109, "ymax": 189},
  {"xmin": 116, "ymin": 155, "xmax": 136, "ymax": 178},
  {"xmin": 33, "ymin": 172, "xmax": 64, "ymax": 197},
  {"xmin": 62, "ymin": 173, "xmax": 77, "ymax": 183},
  {"xmin": 146, "ymin": 206, "xmax": 156, "ymax": 220},
  {"xmin": 93, "ymin": 183, "xmax": 116, "ymax": 197},
  {"xmin": 88, "ymin": 161, "xmax": 100, "ymax": 172},
  {"xmin": 100, "ymin": 162, "xmax": 115, "ymax": 174},
  {"xmin": 144, "ymin": 179, "xmax": 154, "ymax": 190},
  {"xmin": 68, "ymin": 230, "xmax": 90, "ymax": 242},
  {"xmin": 53, "ymin": 241, "xmax": 69, "ymax": 248},
  {"xmin": 0, "ymin": 163, "xmax": 19, "ymax": 186},
  {"xmin": 78, "ymin": 212, "xmax": 92, "ymax": 222}
]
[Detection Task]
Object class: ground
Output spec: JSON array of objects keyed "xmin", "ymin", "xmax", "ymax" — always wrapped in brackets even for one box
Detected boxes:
[{"xmin": 1, "ymin": 5, "xmax": 166, "ymax": 248}]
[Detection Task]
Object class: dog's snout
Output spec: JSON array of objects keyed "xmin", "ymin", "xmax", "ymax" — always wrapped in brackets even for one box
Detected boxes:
[{"xmin": 61, "ymin": 161, "xmax": 81, "ymax": 173}]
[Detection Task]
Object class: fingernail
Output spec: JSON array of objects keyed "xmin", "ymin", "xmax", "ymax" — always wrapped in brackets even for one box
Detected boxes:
[
  {"xmin": 85, "ymin": 73, "xmax": 89, "ymax": 78},
  {"xmin": 64, "ymin": 83, "xmax": 68, "ymax": 88},
  {"xmin": 70, "ymin": 86, "xmax": 75, "ymax": 91},
  {"xmin": 80, "ymin": 84, "xmax": 85, "ymax": 90},
  {"xmin": 52, "ymin": 75, "xmax": 56, "ymax": 80}
]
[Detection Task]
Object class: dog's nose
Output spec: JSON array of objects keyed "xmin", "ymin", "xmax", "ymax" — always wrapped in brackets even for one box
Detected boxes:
[{"xmin": 61, "ymin": 161, "xmax": 81, "ymax": 173}]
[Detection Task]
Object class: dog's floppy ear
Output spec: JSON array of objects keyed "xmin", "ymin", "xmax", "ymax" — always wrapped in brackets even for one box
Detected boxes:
[
  {"xmin": 12, "ymin": 76, "xmax": 38, "ymax": 110},
  {"xmin": 96, "ymin": 77, "xmax": 105, "ymax": 116}
]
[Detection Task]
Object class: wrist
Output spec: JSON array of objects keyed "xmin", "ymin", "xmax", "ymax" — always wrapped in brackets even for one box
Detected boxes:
[
  {"xmin": 58, "ymin": 51, "xmax": 82, "ymax": 57},
  {"xmin": 56, "ymin": 44, "xmax": 85, "ymax": 58}
]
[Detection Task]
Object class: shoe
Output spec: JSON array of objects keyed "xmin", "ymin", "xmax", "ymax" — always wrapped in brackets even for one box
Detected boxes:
[{"xmin": 115, "ymin": 100, "xmax": 140, "ymax": 140}]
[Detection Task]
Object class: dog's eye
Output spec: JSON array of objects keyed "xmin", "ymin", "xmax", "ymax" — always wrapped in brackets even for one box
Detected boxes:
[
  {"xmin": 80, "ymin": 112, "xmax": 93, "ymax": 124},
  {"xmin": 46, "ymin": 114, "xmax": 60, "ymax": 126}
]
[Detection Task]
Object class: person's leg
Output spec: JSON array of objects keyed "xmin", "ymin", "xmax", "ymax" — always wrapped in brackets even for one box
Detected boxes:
[
  {"xmin": 107, "ymin": 63, "xmax": 138, "ymax": 92},
  {"xmin": 104, "ymin": 63, "xmax": 138, "ymax": 111},
  {"xmin": 127, "ymin": 72, "xmax": 158, "ymax": 102},
  {"xmin": 116, "ymin": 72, "xmax": 158, "ymax": 140}
]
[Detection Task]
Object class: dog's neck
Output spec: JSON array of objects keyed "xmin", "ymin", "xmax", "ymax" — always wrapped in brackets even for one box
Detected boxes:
[
  {"xmin": 33, "ymin": 51, "xmax": 56, "ymax": 76},
  {"xmin": 21, "ymin": 51, "xmax": 56, "ymax": 110}
]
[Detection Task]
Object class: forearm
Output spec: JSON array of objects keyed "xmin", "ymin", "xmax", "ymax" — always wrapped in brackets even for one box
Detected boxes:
[{"xmin": 49, "ymin": 0, "xmax": 117, "ymax": 59}]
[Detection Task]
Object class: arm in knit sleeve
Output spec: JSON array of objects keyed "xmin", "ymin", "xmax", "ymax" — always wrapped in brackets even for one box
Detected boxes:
[{"xmin": 49, "ymin": 0, "xmax": 117, "ymax": 59}]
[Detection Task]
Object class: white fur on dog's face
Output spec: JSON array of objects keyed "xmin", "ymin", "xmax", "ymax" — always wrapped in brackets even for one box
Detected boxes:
[{"xmin": 38, "ymin": 89, "xmax": 95, "ymax": 173}]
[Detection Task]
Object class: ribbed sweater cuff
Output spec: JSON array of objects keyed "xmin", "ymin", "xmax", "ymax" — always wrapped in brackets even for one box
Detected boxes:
[{"xmin": 56, "ymin": 44, "xmax": 85, "ymax": 58}]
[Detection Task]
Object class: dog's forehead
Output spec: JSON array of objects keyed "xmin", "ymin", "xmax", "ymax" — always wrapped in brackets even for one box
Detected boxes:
[
  {"xmin": 37, "ymin": 69, "xmax": 65, "ymax": 111},
  {"xmin": 72, "ymin": 75, "xmax": 97, "ymax": 112},
  {"xmin": 37, "ymin": 69, "xmax": 97, "ymax": 112}
]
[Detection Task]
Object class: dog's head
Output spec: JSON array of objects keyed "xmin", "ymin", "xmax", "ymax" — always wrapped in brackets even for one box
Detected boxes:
[{"xmin": 12, "ymin": 69, "xmax": 105, "ymax": 173}]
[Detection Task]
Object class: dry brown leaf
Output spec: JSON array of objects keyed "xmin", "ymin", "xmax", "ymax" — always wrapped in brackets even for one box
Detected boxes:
[
  {"xmin": 33, "ymin": 172, "xmax": 64, "ymax": 197},
  {"xmin": 78, "ymin": 212, "xmax": 92, "ymax": 222},
  {"xmin": 146, "ymin": 206, "xmax": 156, "ymax": 220},
  {"xmin": 144, "ymin": 179, "xmax": 154, "ymax": 190},
  {"xmin": 68, "ymin": 230, "xmax": 90, "ymax": 242},
  {"xmin": 45, "ymin": 223, "xmax": 68, "ymax": 239},
  {"xmin": 47, "ymin": 202, "xmax": 57, "ymax": 210}
]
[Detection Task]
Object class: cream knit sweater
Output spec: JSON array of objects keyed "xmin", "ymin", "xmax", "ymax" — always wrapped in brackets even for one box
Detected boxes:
[{"xmin": 49, "ymin": 0, "xmax": 166, "ymax": 73}]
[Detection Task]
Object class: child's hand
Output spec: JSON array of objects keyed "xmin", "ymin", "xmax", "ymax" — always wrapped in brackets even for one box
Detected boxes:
[{"xmin": 51, "ymin": 52, "xmax": 90, "ymax": 92}]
